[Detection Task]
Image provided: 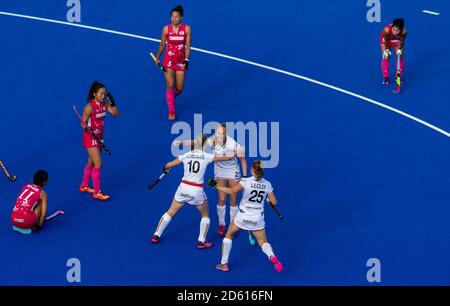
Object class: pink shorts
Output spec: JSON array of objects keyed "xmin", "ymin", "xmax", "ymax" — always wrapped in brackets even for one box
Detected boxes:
[
  {"xmin": 12, "ymin": 211, "xmax": 38, "ymax": 229},
  {"xmin": 163, "ymin": 55, "xmax": 186, "ymax": 71},
  {"xmin": 82, "ymin": 132, "xmax": 102, "ymax": 149}
]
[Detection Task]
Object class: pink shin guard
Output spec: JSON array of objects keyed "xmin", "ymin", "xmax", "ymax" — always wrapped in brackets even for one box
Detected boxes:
[
  {"xmin": 92, "ymin": 167, "xmax": 101, "ymax": 194},
  {"xmin": 166, "ymin": 88, "xmax": 175, "ymax": 113},
  {"xmin": 81, "ymin": 165, "xmax": 94, "ymax": 186},
  {"xmin": 381, "ymin": 58, "xmax": 389, "ymax": 78}
]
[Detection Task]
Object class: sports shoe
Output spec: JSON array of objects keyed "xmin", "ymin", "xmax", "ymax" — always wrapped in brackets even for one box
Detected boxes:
[
  {"xmin": 382, "ymin": 77, "xmax": 390, "ymax": 85},
  {"xmin": 215, "ymin": 263, "xmax": 230, "ymax": 272},
  {"xmin": 151, "ymin": 235, "xmax": 160, "ymax": 244},
  {"xmin": 168, "ymin": 112, "xmax": 176, "ymax": 120},
  {"xmin": 197, "ymin": 241, "xmax": 213, "ymax": 249},
  {"xmin": 92, "ymin": 191, "xmax": 110, "ymax": 201},
  {"xmin": 218, "ymin": 225, "xmax": 226, "ymax": 237},
  {"xmin": 79, "ymin": 185, "xmax": 95, "ymax": 194},
  {"xmin": 270, "ymin": 256, "xmax": 283, "ymax": 272}
]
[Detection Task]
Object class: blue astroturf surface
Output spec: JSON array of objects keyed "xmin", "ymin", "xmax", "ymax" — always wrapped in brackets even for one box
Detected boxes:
[{"xmin": 0, "ymin": 1, "xmax": 449, "ymax": 286}]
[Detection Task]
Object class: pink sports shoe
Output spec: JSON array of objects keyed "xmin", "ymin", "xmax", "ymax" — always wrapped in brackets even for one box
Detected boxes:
[
  {"xmin": 197, "ymin": 241, "xmax": 213, "ymax": 249},
  {"xmin": 218, "ymin": 225, "xmax": 226, "ymax": 237},
  {"xmin": 151, "ymin": 235, "xmax": 160, "ymax": 244},
  {"xmin": 270, "ymin": 256, "xmax": 283, "ymax": 272},
  {"xmin": 215, "ymin": 263, "xmax": 230, "ymax": 272}
]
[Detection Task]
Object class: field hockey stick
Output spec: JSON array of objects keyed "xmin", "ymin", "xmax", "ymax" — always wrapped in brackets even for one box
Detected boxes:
[
  {"xmin": 72, "ymin": 105, "xmax": 111, "ymax": 156},
  {"xmin": 150, "ymin": 52, "xmax": 167, "ymax": 72},
  {"xmin": 268, "ymin": 201, "xmax": 283, "ymax": 220},
  {"xmin": 0, "ymin": 160, "xmax": 17, "ymax": 182},
  {"xmin": 393, "ymin": 51, "xmax": 402, "ymax": 93},
  {"xmin": 147, "ymin": 170, "xmax": 167, "ymax": 190},
  {"xmin": 46, "ymin": 210, "xmax": 65, "ymax": 221}
]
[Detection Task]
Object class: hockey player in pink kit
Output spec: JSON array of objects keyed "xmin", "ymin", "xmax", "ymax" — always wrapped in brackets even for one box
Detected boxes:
[
  {"xmin": 79, "ymin": 81, "xmax": 119, "ymax": 201},
  {"xmin": 380, "ymin": 18, "xmax": 407, "ymax": 85},
  {"xmin": 154, "ymin": 5, "xmax": 191, "ymax": 120}
]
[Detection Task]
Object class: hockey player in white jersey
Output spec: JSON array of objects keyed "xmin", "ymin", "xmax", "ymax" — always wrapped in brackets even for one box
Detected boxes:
[
  {"xmin": 208, "ymin": 160, "xmax": 283, "ymax": 272},
  {"xmin": 152, "ymin": 134, "xmax": 235, "ymax": 249}
]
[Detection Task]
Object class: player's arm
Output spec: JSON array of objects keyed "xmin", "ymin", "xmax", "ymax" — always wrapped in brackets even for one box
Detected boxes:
[
  {"xmin": 399, "ymin": 29, "xmax": 407, "ymax": 49},
  {"xmin": 184, "ymin": 25, "xmax": 191, "ymax": 68},
  {"xmin": 105, "ymin": 92, "xmax": 119, "ymax": 117},
  {"xmin": 217, "ymin": 181, "xmax": 244, "ymax": 195},
  {"xmin": 38, "ymin": 191, "xmax": 48, "ymax": 227},
  {"xmin": 383, "ymin": 28, "xmax": 391, "ymax": 47},
  {"xmin": 173, "ymin": 139, "xmax": 194, "ymax": 146},
  {"xmin": 155, "ymin": 26, "xmax": 168, "ymax": 64},
  {"xmin": 267, "ymin": 192, "xmax": 278, "ymax": 206},
  {"xmin": 164, "ymin": 158, "xmax": 182, "ymax": 172},
  {"xmin": 237, "ymin": 147, "xmax": 247, "ymax": 177},
  {"xmin": 81, "ymin": 104, "xmax": 93, "ymax": 129},
  {"xmin": 213, "ymin": 155, "xmax": 234, "ymax": 162}
]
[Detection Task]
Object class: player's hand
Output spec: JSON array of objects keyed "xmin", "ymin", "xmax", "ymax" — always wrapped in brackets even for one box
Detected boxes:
[
  {"xmin": 396, "ymin": 49, "xmax": 402, "ymax": 56},
  {"xmin": 383, "ymin": 49, "xmax": 391, "ymax": 59},
  {"xmin": 163, "ymin": 165, "xmax": 170, "ymax": 174},
  {"xmin": 173, "ymin": 140, "xmax": 182, "ymax": 146},
  {"xmin": 104, "ymin": 92, "xmax": 116, "ymax": 107},
  {"xmin": 183, "ymin": 59, "xmax": 189, "ymax": 70},
  {"xmin": 208, "ymin": 178, "xmax": 218, "ymax": 189}
]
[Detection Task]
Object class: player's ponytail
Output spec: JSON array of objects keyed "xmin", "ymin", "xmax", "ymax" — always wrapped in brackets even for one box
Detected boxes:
[
  {"xmin": 252, "ymin": 160, "xmax": 264, "ymax": 181},
  {"xmin": 87, "ymin": 80, "xmax": 105, "ymax": 101},
  {"xmin": 192, "ymin": 134, "xmax": 208, "ymax": 151},
  {"xmin": 171, "ymin": 5, "xmax": 184, "ymax": 17}
]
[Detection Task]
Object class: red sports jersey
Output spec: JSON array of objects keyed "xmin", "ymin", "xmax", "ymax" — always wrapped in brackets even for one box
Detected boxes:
[
  {"xmin": 380, "ymin": 24, "xmax": 402, "ymax": 47},
  {"xmin": 82, "ymin": 99, "xmax": 107, "ymax": 149},
  {"xmin": 11, "ymin": 184, "xmax": 42, "ymax": 229},
  {"xmin": 163, "ymin": 23, "xmax": 187, "ymax": 71}
]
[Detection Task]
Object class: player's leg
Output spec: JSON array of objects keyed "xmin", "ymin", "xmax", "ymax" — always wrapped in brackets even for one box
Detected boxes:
[
  {"xmin": 228, "ymin": 180, "xmax": 239, "ymax": 223},
  {"xmin": 381, "ymin": 44, "xmax": 391, "ymax": 84},
  {"xmin": 252, "ymin": 229, "xmax": 283, "ymax": 272},
  {"xmin": 216, "ymin": 222, "xmax": 241, "ymax": 272},
  {"xmin": 87, "ymin": 147, "xmax": 109, "ymax": 200},
  {"xmin": 216, "ymin": 178, "xmax": 228, "ymax": 237},
  {"xmin": 80, "ymin": 156, "xmax": 95, "ymax": 193},
  {"xmin": 174, "ymin": 70, "xmax": 186, "ymax": 97},
  {"xmin": 164, "ymin": 69, "xmax": 176, "ymax": 119},
  {"xmin": 196, "ymin": 200, "xmax": 212, "ymax": 248},
  {"xmin": 152, "ymin": 199, "xmax": 185, "ymax": 243},
  {"xmin": 33, "ymin": 203, "xmax": 43, "ymax": 228}
]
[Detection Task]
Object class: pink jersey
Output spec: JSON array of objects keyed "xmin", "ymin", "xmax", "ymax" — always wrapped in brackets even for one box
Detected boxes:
[
  {"xmin": 380, "ymin": 24, "xmax": 402, "ymax": 46},
  {"xmin": 163, "ymin": 23, "xmax": 188, "ymax": 71},
  {"xmin": 83, "ymin": 99, "xmax": 107, "ymax": 148},
  {"xmin": 13, "ymin": 184, "xmax": 42, "ymax": 214}
]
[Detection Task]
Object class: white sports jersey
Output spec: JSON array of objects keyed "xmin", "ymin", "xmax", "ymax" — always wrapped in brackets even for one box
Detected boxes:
[
  {"xmin": 208, "ymin": 136, "xmax": 241, "ymax": 178},
  {"xmin": 238, "ymin": 177, "xmax": 273, "ymax": 213},
  {"xmin": 178, "ymin": 149, "xmax": 214, "ymax": 184}
]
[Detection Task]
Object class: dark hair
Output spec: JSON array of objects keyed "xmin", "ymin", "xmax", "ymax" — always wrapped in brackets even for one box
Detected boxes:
[
  {"xmin": 87, "ymin": 80, "xmax": 106, "ymax": 101},
  {"xmin": 252, "ymin": 160, "xmax": 264, "ymax": 181},
  {"xmin": 33, "ymin": 170, "xmax": 48, "ymax": 187},
  {"xmin": 192, "ymin": 134, "xmax": 208, "ymax": 150},
  {"xmin": 392, "ymin": 18, "xmax": 404, "ymax": 31},
  {"xmin": 171, "ymin": 5, "xmax": 184, "ymax": 17}
]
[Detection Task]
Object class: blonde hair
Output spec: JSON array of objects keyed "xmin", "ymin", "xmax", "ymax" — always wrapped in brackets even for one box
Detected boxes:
[{"xmin": 192, "ymin": 134, "xmax": 208, "ymax": 150}]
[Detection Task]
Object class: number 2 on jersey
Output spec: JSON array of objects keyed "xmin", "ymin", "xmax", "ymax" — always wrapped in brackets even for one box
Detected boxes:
[{"xmin": 249, "ymin": 190, "xmax": 266, "ymax": 203}]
